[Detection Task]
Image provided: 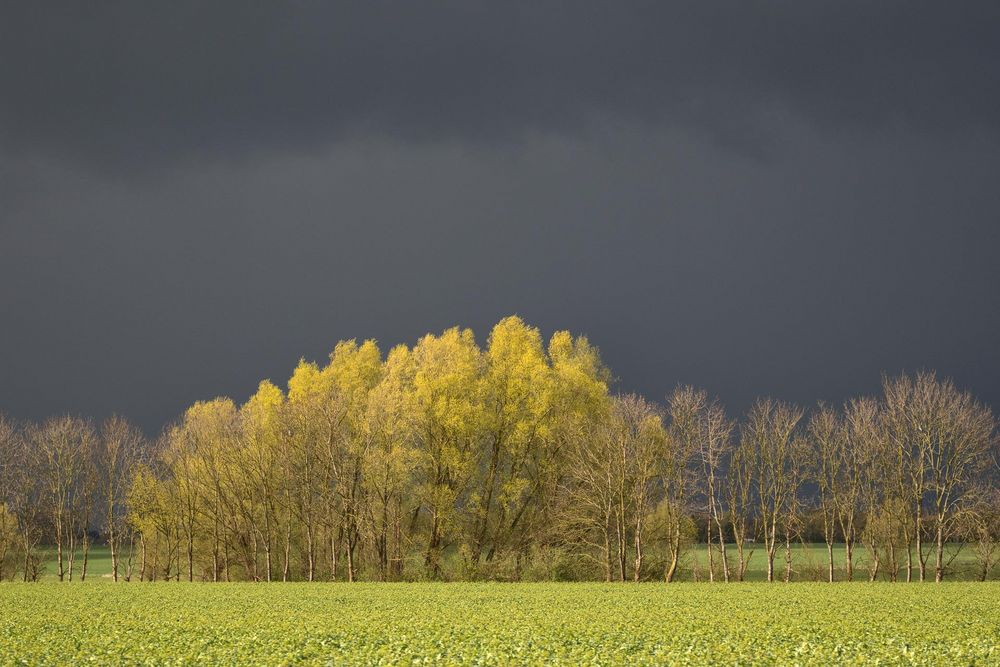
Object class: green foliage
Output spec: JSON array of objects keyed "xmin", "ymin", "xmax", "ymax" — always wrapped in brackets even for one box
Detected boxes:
[{"xmin": 1, "ymin": 582, "xmax": 998, "ymax": 665}]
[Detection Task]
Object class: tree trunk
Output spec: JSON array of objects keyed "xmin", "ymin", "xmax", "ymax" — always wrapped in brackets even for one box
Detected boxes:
[
  {"xmin": 633, "ymin": 513, "xmax": 643, "ymax": 582},
  {"xmin": 783, "ymin": 534, "xmax": 792, "ymax": 583},
  {"xmin": 868, "ymin": 539, "xmax": 880, "ymax": 582},
  {"xmin": 306, "ymin": 524, "xmax": 315, "ymax": 582},
  {"xmin": 666, "ymin": 520, "xmax": 681, "ymax": 583},
  {"xmin": 282, "ymin": 520, "xmax": 291, "ymax": 582},
  {"xmin": 124, "ymin": 534, "xmax": 136, "ymax": 582},
  {"xmin": 603, "ymin": 514, "xmax": 612, "ymax": 582},
  {"xmin": 81, "ymin": 533, "xmax": 90, "ymax": 582},
  {"xmin": 716, "ymin": 518, "xmax": 730, "ymax": 583},
  {"xmin": 22, "ymin": 530, "xmax": 32, "ymax": 582},
  {"xmin": 347, "ymin": 530, "xmax": 356, "ymax": 583},
  {"xmin": 707, "ymin": 518, "xmax": 715, "ymax": 583},
  {"xmin": 109, "ymin": 522, "xmax": 119, "ymax": 582},
  {"xmin": 56, "ymin": 511, "xmax": 64, "ymax": 582},
  {"xmin": 766, "ymin": 519, "xmax": 777, "ymax": 583},
  {"xmin": 67, "ymin": 529, "xmax": 76, "ymax": 582},
  {"xmin": 187, "ymin": 531, "xmax": 194, "ymax": 582},
  {"xmin": 935, "ymin": 520, "xmax": 945, "ymax": 583},
  {"xmin": 916, "ymin": 502, "xmax": 926, "ymax": 582}
]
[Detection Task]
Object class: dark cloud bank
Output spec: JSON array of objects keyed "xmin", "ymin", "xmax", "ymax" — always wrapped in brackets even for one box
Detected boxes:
[{"xmin": 1, "ymin": 2, "xmax": 999, "ymax": 433}]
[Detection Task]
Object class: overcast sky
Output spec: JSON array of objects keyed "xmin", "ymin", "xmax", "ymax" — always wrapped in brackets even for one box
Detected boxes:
[{"xmin": 2, "ymin": 2, "xmax": 998, "ymax": 433}]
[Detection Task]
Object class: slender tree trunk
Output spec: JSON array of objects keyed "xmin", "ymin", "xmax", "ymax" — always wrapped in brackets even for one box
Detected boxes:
[
  {"xmin": 392, "ymin": 495, "xmax": 403, "ymax": 579},
  {"xmin": 347, "ymin": 530, "xmax": 356, "ymax": 583},
  {"xmin": 868, "ymin": 538, "xmax": 880, "ymax": 582},
  {"xmin": 22, "ymin": 529, "xmax": 32, "ymax": 582},
  {"xmin": 56, "ymin": 511, "xmax": 64, "ymax": 582},
  {"xmin": 707, "ymin": 517, "xmax": 715, "ymax": 583},
  {"xmin": 733, "ymin": 534, "xmax": 746, "ymax": 582},
  {"xmin": 716, "ymin": 518, "xmax": 730, "ymax": 583},
  {"xmin": 603, "ymin": 511, "xmax": 612, "ymax": 582},
  {"xmin": 766, "ymin": 519, "xmax": 777, "ymax": 583},
  {"xmin": 916, "ymin": 502, "xmax": 926, "ymax": 582},
  {"xmin": 783, "ymin": 533, "xmax": 792, "ymax": 583},
  {"xmin": 109, "ymin": 521, "xmax": 119, "ymax": 582},
  {"xmin": 186, "ymin": 525, "xmax": 194, "ymax": 582},
  {"xmin": 67, "ymin": 529, "xmax": 76, "ymax": 582},
  {"xmin": 224, "ymin": 534, "xmax": 231, "ymax": 582},
  {"xmin": 124, "ymin": 534, "xmax": 136, "ymax": 582},
  {"xmin": 665, "ymin": 519, "xmax": 681, "ymax": 583},
  {"xmin": 306, "ymin": 523, "xmax": 315, "ymax": 582},
  {"xmin": 935, "ymin": 519, "xmax": 945, "ymax": 583},
  {"xmin": 264, "ymin": 538, "xmax": 272, "ymax": 582},
  {"xmin": 633, "ymin": 518, "xmax": 643, "ymax": 582},
  {"xmin": 81, "ymin": 532, "xmax": 90, "ymax": 582},
  {"xmin": 211, "ymin": 516, "xmax": 220, "ymax": 583},
  {"xmin": 282, "ymin": 519, "xmax": 291, "ymax": 582},
  {"xmin": 617, "ymin": 516, "xmax": 627, "ymax": 583}
]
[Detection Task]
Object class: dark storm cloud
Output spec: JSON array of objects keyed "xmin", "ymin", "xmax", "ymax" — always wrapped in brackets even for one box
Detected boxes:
[
  {"xmin": 2, "ymin": 1, "xmax": 999, "ymax": 169},
  {"xmin": 1, "ymin": 3, "xmax": 999, "ymax": 433}
]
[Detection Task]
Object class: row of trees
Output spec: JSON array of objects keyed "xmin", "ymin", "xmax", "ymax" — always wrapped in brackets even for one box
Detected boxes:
[{"xmin": 1, "ymin": 317, "xmax": 997, "ymax": 583}]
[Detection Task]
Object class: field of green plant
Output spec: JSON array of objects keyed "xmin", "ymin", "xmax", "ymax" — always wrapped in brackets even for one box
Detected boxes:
[{"xmin": 1, "ymin": 582, "xmax": 998, "ymax": 665}]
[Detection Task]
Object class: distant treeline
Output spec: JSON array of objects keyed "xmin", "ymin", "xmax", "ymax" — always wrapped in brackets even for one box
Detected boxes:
[{"xmin": 1, "ymin": 316, "xmax": 997, "ymax": 583}]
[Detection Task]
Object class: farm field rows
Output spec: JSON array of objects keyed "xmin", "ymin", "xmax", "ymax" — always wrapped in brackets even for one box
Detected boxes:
[{"xmin": 1, "ymin": 582, "xmax": 998, "ymax": 665}]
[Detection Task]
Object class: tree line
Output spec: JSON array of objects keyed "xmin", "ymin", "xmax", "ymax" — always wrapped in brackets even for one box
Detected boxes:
[{"xmin": 1, "ymin": 317, "xmax": 997, "ymax": 583}]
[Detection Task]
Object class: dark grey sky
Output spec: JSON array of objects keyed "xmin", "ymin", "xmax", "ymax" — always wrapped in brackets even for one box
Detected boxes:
[{"xmin": 2, "ymin": 2, "xmax": 998, "ymax": 433}]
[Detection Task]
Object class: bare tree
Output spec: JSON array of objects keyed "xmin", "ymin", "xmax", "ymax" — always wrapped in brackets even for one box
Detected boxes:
[
  {"xmin": 97, "ymin": 416, "xmax": 145, "ymax": 582},
  {"xmin": 616, "ymin": 395, "xmax": 665, "ymax": 581},
  {"xmin": 921, "ymin": 375, "xmax": 994, "ymax": 581},
  {"xmin": 882, "ymin": 373, "xmax": 930, "ymax": 581},
  {"xmin": 745, "ymin": 399, "xmax": 803, "ymax": 583},
  {"xmin": 30, "ymin": 416, "xmax": 95, "ymax": 581},
  {"xmin": 838, "ymin": 398, "xmax": 875, "ymax": 581},
  {"xmin": 661, "ymin": 388, "xmax": 702, "ymax": 582},
  {"xmin": 967, "ymin": 489, "xmax": 1000, "ymax": 581},
  {"xmin": 560, "ymin": 419, "xmax": 618, "ymax": 581},
  {"xmin": 780, "ymin": 434, "xmax": 808, "ymax": 582},
  {"xmin": 3, "ymin": 420, "xmax": 43, "ymax": 581},
  {"xmin": 807, "ymin": 404, "xmax": 841, "ymax": 582},
  {"xmin": 851, "ymin": 397, "xmax": 889, "ymax": 581},
  {"xmin": 726, "ymin": 431, "xmax": 756, "ymax": 581},
  {"xmin": 883, "ymin": 372, "xmax": 997, "ymax": 582},
  {"xmin": 670, "ymin": 387, "xmax": 733, "ymax": 583}
]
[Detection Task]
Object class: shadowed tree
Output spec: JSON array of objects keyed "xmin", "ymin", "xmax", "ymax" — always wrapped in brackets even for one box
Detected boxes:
[
  {"xmin": 96, "ymin": 416, "xmax": 146, "ymax": 582},
  {"xmin": 744, "ymin": 399, "xmax": 803, "ymax": 583}
]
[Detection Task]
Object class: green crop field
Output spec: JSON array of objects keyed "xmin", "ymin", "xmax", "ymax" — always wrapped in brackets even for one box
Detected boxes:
[{"xmin": 1, "ymin": 583, "xmax": 998, "ymax": 665}]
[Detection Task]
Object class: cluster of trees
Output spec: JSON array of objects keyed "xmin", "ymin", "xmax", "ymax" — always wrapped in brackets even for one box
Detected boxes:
[{"xmin": 1, "ymin": 317, "xmax": 997, "ymax": 583}]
